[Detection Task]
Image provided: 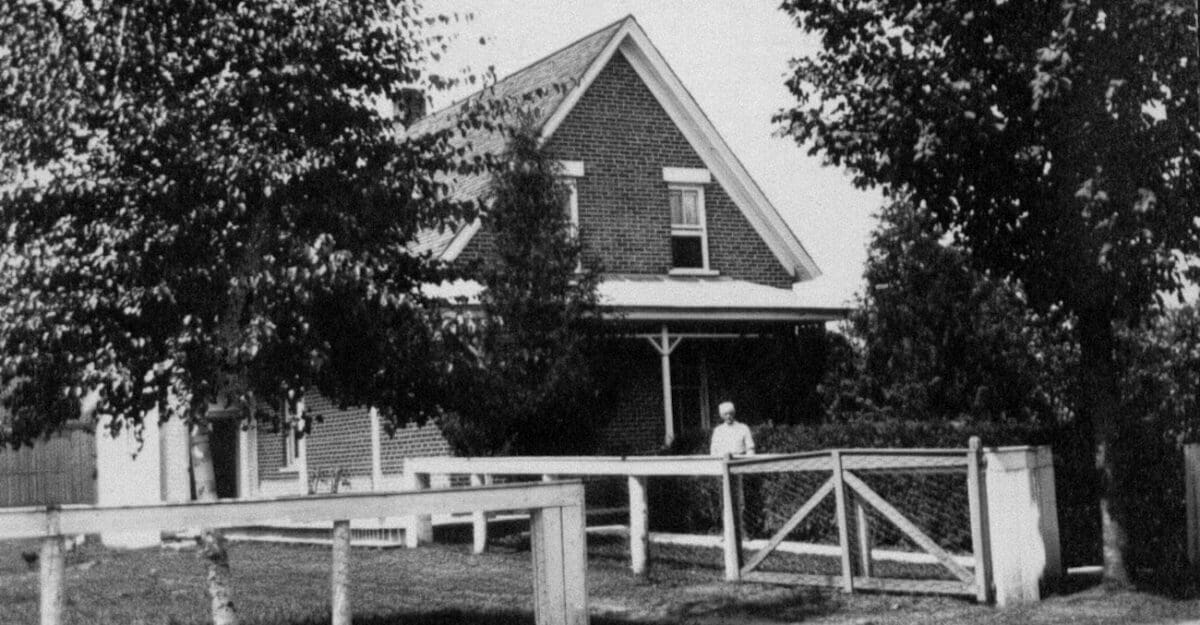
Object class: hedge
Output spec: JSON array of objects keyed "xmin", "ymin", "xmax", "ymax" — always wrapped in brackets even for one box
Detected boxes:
[{"xmin": 651, "ymin": 418, "xmax": 1186, "ymax": 573}]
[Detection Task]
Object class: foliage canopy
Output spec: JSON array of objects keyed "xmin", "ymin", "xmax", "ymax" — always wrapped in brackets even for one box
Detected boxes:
[
  {"xmin": 778, "ymin": 0, "xmax": 1198, "ymax": 582},
  {"xmin": 0, "ymin": 0, "xmax": 484, "ymax": 446},
  {"xmin": 831, "ymin": 200, "xmax": 1073, "ymax": 423}
]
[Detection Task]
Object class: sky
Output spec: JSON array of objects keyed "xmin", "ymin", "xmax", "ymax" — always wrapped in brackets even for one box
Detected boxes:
[{"xmin": 423, "ymin": 0, "xmax": 882, "ymax": 305}]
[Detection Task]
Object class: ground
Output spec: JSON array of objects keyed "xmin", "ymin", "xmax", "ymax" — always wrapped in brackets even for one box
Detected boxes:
[{"xmin": 1, "ymin": 537, "xmax": 1198, "ymax": 625}]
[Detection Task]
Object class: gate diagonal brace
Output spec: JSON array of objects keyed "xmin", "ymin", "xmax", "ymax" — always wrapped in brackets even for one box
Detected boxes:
[
  {"xmin": 841, "ymin": 470, "xmax": 974, "ymax": 585},
  {"xmin": 742, "ymin": 477, "xmax": 835, "ymax": 575}
]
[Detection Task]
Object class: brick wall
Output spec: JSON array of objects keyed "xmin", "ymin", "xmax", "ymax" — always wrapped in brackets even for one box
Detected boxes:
[
  {"xmin": 380, "ymin": 419, "xmax": 453, "ymax": 474},
  {"xmin": 302, "ymin": 393, "xmax": 373, "ymax": 477},
  {"xmin": 255, "ymin": 393, "xmax": 454, "ymax": 487},
  {"xmin": 459, "ymin": 51, "xmax": 793, "ymax": 288},
  {"xmin": 257, "ymin": 421, "xmax": 288, "ymax": 481},
  {"xmin": 593, "ymin": 340, "xmax": 666, "ymax": 454}
]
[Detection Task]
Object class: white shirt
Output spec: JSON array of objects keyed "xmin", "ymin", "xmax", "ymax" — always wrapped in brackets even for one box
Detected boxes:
[{"xmin": 710, "ymin": 422, "xmax": 755, "ymax": 456}]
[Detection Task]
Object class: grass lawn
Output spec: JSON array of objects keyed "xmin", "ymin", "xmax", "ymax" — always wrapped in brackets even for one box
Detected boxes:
[{"xmin": 1, "ymin": 536, "xmax": 1198, "ymax": 625}]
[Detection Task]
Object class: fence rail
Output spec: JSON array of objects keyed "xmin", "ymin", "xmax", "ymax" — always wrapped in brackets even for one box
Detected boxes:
[
  {"xmin": 404, "ymin": 444, "xmax": 1060, "ymax": 606},
  {"xmin": 1, "ymin": 481, "xmax": 588, "ymax": 625}
]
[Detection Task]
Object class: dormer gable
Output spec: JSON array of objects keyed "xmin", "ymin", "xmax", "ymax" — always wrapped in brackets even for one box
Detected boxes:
[{"xmin": 410, "ymin": 16, "xmax": 821, "ymax": 285}]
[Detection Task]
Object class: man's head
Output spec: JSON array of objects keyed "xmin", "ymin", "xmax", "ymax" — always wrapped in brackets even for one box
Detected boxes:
[{"xmin": 718, "ymin": 401, "xmax": 736, "ymax": 425}]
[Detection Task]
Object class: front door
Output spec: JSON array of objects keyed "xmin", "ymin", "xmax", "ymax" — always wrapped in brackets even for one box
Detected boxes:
[
  {"xmin": 209, "ymin": 419, "xmax": 240, "ymax": 499},
  {"xmin": 671, "ymin": 342, "xmax": 711, "ymax": 434}
]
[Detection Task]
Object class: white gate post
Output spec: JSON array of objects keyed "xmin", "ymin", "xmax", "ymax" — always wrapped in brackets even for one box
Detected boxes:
[
  {"xmin": 628, "ymin": 475, "xmax": 649, "ymax": 577},
  {"xmin": 984, "ymin": 445, "xmax": 1061, "ymax": 606},
  {"xmin": 967, "ymin": 437, "xmax": 992, "ymax": 603},
  {"xmin": 1185, "ymin": 443, "xmax": 1200, "ymax": 567}
]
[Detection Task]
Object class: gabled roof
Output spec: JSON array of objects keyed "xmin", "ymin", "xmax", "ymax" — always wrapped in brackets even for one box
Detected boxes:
[{"xmin": 410, "ymin": 15, "xmax": 821, "ymax": 281}]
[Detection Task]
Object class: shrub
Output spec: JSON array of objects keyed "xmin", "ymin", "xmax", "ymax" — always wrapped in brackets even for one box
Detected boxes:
[{"xmin": 652, "ymin": 417, "xmax": 1195, "ymax": 568}]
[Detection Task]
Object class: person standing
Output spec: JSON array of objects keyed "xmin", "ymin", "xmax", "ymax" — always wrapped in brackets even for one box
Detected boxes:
[{"xmin": 710, "ymin": 401, "xmax": 755, "ymax": 456}]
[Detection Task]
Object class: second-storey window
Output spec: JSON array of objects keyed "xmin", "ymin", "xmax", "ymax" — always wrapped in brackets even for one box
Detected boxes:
[
  {"xmin": 562, "ymin": 177, "xmax": 579, "ymax": 238},
  {"xmin": 669, "ymin": 185, "xmax": 708, "ymax": 270}
]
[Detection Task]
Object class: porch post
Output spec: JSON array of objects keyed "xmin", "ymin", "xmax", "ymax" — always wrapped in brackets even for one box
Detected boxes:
[
  {"xmin": 646, "ymin": 325, "xmax": 682, "ymax": 446},
  {"xmin": 369, "ymin": 408, "xmax": 383, "ymax": 490}
]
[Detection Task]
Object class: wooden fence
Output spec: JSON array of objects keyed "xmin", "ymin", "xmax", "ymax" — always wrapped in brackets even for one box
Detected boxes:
[
  {"xmin": 403, "ymin": 454, "xmax": 728, "ymax": 576},
  {"xmin": 0, "ymin": 481, "xmax": 588, "ymax": 625},
  {"xmin": 726, "ymin": 443, "xmax": 989, "ymax": 599},
  {"xmin": 405, "ymin": 443, "xmax": 1061, "ymax": 606},
  {"xmin": 0, "ymin": 425, "xmax": 95, "ymax": 507}
]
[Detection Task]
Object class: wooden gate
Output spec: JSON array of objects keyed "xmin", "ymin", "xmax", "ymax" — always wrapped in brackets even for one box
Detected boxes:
[
  {"xmin": 728, "ymin": 438, "xmax": 991, "ymax": 600},
  {"xmin": 0, "ymin": 423, "xmax": 96, "ymax": 507}
]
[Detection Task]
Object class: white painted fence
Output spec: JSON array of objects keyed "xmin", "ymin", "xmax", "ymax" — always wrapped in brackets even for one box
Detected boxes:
[
  {"xmin": 405, "ymin": 445, "xmax": 1061, "ymax": 606},
  {"xmin": 0, "ymin": 481, "xmax": 588, "ymax": 625},
  {"xmin": 404, "ymin": 454, "xmax": 729, "ymax": 577}
]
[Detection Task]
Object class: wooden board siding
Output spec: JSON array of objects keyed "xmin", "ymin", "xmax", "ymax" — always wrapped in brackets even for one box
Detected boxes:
[{"xmin": 0, "ymin": 425, "xmax": 96, "ymax": 507}]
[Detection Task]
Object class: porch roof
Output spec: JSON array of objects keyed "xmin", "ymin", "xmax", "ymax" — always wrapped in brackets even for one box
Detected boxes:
[{"xmin": 424, "ymin": 274, "xmax": 850, "ymax": 323}]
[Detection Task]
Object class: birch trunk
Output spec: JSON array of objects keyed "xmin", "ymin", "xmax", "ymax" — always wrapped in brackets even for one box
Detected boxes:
[{"xmin": 191, "ymin": 423, "xmax": 239, "ymax": 625}]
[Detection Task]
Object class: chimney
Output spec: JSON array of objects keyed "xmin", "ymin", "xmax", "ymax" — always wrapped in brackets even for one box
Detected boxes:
[{"xmin": 391, "ymin": 87, "xmax": 426, "ymax": 125}]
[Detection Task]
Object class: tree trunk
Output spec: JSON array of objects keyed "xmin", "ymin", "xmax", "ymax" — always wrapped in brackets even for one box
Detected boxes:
[
  {"xmin": 191, "ymin": 423, "xmax": 239, "ymax": 625},
  {"xmin": 1077, "ymin": 308, "xmax": 1132, "ymax": 587}
]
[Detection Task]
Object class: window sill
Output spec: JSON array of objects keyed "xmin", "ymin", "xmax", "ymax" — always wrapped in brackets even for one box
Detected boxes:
[
  {"xmin": 278, "ymin": 467, "xmax": 302, "ymax": 474},
  {"xmin": 668, "ymin": 268, "xmax": 720, "ymax": 276}
]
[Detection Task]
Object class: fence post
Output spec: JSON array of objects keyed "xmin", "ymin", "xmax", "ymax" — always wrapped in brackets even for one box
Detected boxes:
[
  {"xmin": 831, "ymin": 450, "xmax": 854, "ymax": 593},
  {"xmin": 720, "ymin": 455, "xmax": 742, "ymax": 582},
  {"xmin": 984, "ymin": 445, "xmax": 1061, "ymax": 606},
  {"xmin": 471, "ymin": 474, "xmax": 489, "ymax": 554},
  {"xmin": 1186, "ymin": 444, "xmax": 1200, "ymax": 567},
  {"xmin": 967, "ymin": 437, "xmax": 993, "ymax": 603},
  {"xmin": 401, "ymin": 469, "xmax": 433, "ymax": 548},
  {"xmin": 854, "ymin": 497, "xmax": 872, "ymax": 578},
  {"xmin": 628, "ymin": 475, "xmax": 649, "ymax": 577},
  {"xmin": 531, "ymin": 503, "xmax": 589, "ymax": 625},
  {"xmin": 330, "ymin": 519, "xmax": 351, "ymax": 625},
  {"xmin": 40, "ymin": 506, "xmax": 64, "ymax": 625}
]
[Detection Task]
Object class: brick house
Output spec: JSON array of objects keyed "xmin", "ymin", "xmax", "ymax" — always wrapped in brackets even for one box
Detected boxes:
[{"xmin": 229, "ymin": 15, "xmax": 847, "ymax": 499}]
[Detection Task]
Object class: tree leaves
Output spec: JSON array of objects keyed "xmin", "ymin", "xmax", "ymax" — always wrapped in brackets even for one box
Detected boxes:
[
  {"xmin": 779, "ymin": 0, "xmax": 1199, "ymax": 316},
  {"xmin": 0, "ymin": 0, "xmax": 486, "ymax": 446},
  {"xmin": 437, "ymin": 124, "xmax": 603, "ymax": 456}
]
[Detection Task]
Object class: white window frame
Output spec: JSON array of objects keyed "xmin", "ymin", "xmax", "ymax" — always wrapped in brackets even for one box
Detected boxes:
[
  {"xmin": 668, "ymin": 183, "xmax": 712, "ymax": 273},
  {"xmin": 561, "ymin": 177, "xmax": 580, "ymax": 236},
  {"xmin": 281, "ymin": 401, "xmax": 307, "ymax": 473},
  {"xmin": 558, "ymin": 160, "xmax": 584, "ymax": 273}
]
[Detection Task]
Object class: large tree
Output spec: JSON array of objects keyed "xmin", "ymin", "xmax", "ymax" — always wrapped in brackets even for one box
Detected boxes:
[
  {"xmin": 838, "ymin": 199, "xmax": 1073, "ymax": 423},
  {"xmin": 779, "ymin": 0, "xmax": 1199, "ymax": 584},
  {"xmin": 0, "ymin": 2, "xmax": 482, "ymax": 623},
  {"xmin": 439, "ymin": 124, "xmax": 604, "ymax": 455}
]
